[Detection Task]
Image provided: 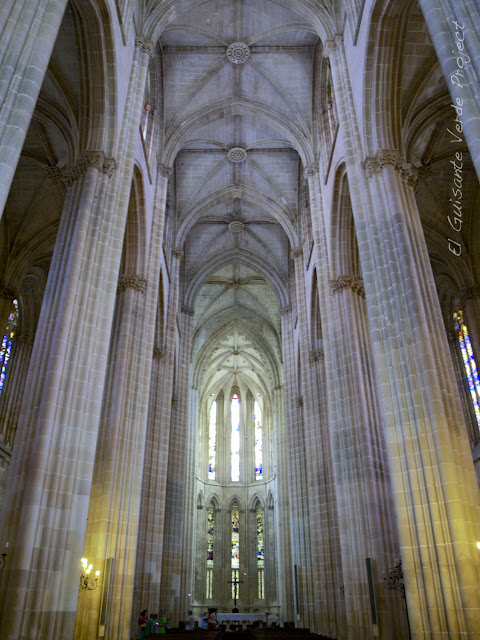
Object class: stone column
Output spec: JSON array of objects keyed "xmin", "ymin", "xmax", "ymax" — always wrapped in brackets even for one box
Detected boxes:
[
  {"xmin": 280, "ymin": 299, "xmax": 313, "ymax": 629},
  {"xmin": 328, "ymin": 31, "xmax": 480, "ymax": 638},
  {"xmin": 328, "ymin": 274, "xmax": 406, "ymax": 640},
  {"xmin": 0, "ymin": 34, "xmax": 152, "ymax": 640},
  {"xmin": 271, "ymin": 383, "xmax": 294, "ymax": 625},
  {"xmin": 131, "ymin": 167, "xmax": 173, "ymax": 626},
  {"xmin": 159, "ymin": 301, "xmax": 195, "ymax": 626},
  {"xmin": 417, "ymin": 0, "xmax": 480, "ymax": 177},
  {"xmin": 0, "ymin": 0, "xmax": 68, "ymax": 218},
  {"xmin": 305, "ymin": 166, "xmax": 346, "ymax": 640}
]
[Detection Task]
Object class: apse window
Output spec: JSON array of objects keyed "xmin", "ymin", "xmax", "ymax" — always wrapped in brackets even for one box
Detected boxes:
[{"xmin": 231, "ymin": 394, "xmax": 240, "ymax": 481}]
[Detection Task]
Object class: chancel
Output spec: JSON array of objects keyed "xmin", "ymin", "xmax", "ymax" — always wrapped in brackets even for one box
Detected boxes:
[{"xmin": 0, "ymin": 1, "xmax": 479, "ymax": 639}]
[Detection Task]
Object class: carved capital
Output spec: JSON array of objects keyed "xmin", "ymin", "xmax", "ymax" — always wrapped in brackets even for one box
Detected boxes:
[
  {"xmin": 135, "ymin": 35, "xmax": 155, "ymax": 57},
  {"xmin": 280, "ymin": 305, "xmax": 291, "ymax": 316},
  {"xmin": 297, "ymin": 395, "xmax": 304, "ymax": 407},
  {"xmin": 117, "ymin": 275, "xmax": 147, "ymax": 294},
  {"xmin": 0, "ymin": 284, "xmax": 16, "ymax": 301},
  {"xmin": 153, "ymin": 347, "xmax": 165, "ymax": 359},
  {"xmin": 304, "ymin": 165, "xmax": 318, "ymax": 180},
  {"xmin": 291, "ymin": 247, "xmax": 303, "ymax": 260},
  {"xmin": 158, "ymin": 164, "xmax": 172, "ymax": 179},
  {"xmin": 309, "ymin": 349, "xmax": 324, "ymax": 363},
  {"xmin": 331, "ymin": 275, "xmax": 365, "ymax": 298},
  {"xmin": 460, "ymin": 284, "xmax": 480, "ymax": 301},
  {"xmin": 172, "ymin": 248, "xmax": 183, "ymax": 259},
  {"xmin": 365, "ymin": 150, "xmax": 407, "ymax": 179},
  {"xmin": 181, "ymin": 305, "xmax": 195, "ymax": 316}
]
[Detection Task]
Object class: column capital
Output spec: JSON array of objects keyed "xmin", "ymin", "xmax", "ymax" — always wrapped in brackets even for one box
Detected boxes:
[
  {"xmin": 181, "ymin": 305, "xmax": 195, "ymax": 316},
  {"xmin": 323, "ymin": 34, "xmax": 343, "ymax": 57},
  {"xmin": 331, "ymin": 275, "xmax": 365, "ymax": 298},
  {"xmin": 46, "ymin": 151, "xmax": 116, "ymax": 186},
  {"xmin": 291, "ymin": 247, "xmax": 303, "ymax": 260},
  {"xmin": 460, "ymin": 284, "xmax": 480, "ymax": 301},
  {"xmin": 309, "ymin": 349, "xmax": 324, "ymax": 363},
  {"xmin": 304, "ymin": 165, "xmax": 319, "ymax": 180},
  {"xmin": 280, "ymin": 305, "xmax": 291, "ymax": 316},
  {"xmin": 135, "ymin": 35, "xmax": 155, "ymax": 58},
  {"xmin": 0, "ymin": 284, "xmax": 16, "ymax": 301},
  {"xmin": 153, "ymin": 347, "xmax": 165, "ymax": 359},
  {"xmin": 117, "ymin": 275, "xmax": 147, "ymax": 294},
  {"xmin": 365, "ymin": 149, "xmax": 403, "ymax": 177},
  {"xmin": 172, "ymin": 248, "xmax": 183, "ymax": 259},
  {"xmin": 158, "ymin": 164, "xmax": 172, "ymax": 179}
]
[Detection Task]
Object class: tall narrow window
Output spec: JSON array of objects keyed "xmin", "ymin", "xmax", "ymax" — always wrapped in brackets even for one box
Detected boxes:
[
  {"xmin": 231, "ymin": 394, "xmax": 240, "ymax": 482},
  {"xmin": 231, "ymin": 502, "xmax": 240, "ymax": 599},
  {"xmin": 208, "ymin": 400, "xmax": 217, "ymax": 480},
  {"xmin": 254, "ymin": 399, "xmax": 263, "ymax": 480},
  {"xmin": 0, "ymin": 300, "xmax": 18, "ymax": 394},
  {"xmin": 206, "ymin": 504, "xmax": 215, "ymax": 599},
  {"xmin": 256, "ymin": 504, "xmax": 264, "ymax": 599},
  {"xmin": 454, "ymin": 309, "xmax": 480, "ymax": 428}
]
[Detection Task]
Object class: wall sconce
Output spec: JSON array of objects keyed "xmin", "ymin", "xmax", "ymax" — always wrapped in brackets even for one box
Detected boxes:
[
  {"xmin": 0, "ymin": 553, "xmax": 6, "ymax": 571},
  {"xmin": 80, "ymin": 557, "xmax": 100, "ymax": 590}
]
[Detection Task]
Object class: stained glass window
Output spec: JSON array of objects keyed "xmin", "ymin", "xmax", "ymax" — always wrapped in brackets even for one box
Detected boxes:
[
  {"xmin": 231, "ymin": 502, "xmax": 240, "ymax": 599},
  {"xmin": 0, "ymin": 300, "xmax": 18, "ymax": 395},
  {"xmin": 231, "ymin": 394, "xmax": 240, "ymax": 482},
  {"xmin": 206, "ymin": 504, "xmax": 215, "ymax": 599},
  {"xmin": 254, "ymin": 399, "xmax": 263, "ymax": 480},
  {"xmin": 454, "ymin": 309, "xmax": 480, "ymax": 428},
  {"xmin": 257, "ymin": 504, "xmax": 264, "ymax": 599},
  {"xmin": 208, "ymin": 400, "xmax": 217, "ymax": 480}
]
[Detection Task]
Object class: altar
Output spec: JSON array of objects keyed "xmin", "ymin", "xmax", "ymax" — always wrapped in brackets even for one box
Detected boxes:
[{"xmin": 216, "ymin": 612, "xmax": 266, "ymax": 624}]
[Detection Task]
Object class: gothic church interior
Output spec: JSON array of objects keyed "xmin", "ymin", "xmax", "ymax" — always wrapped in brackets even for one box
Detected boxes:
[{"xmin": 0, "ymin": 0, "xmax": 479, "ymax": 638}]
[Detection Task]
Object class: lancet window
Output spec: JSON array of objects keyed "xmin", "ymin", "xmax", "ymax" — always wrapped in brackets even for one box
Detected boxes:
[
  {"xmin": 206, "ymin": 503, "xmax": 215, "ymax": 599},
  {"xmin": 0, "ymin": 300, "xmax": 18, "ymax": 394},
  {"xmin": 208, "ymin": 400, "xmax": 216, "ymax": 480},
  {"xmin": 256, "ymin": 503, "xmax": 264, "ymax": 599},
  {"xmin": 231, "ymin": 502, "xmax": 240, "ymax": 598},
  {"xmin": 254, "ymin": 399, "xmax": 263, "ymax": 480},
  {"xmin": 231, "ymin": 394, "xmax": 240, "ymax": 481},
  {"xmin": 454, "ymin": 309, "xmax": 480, "ymax": 428}
]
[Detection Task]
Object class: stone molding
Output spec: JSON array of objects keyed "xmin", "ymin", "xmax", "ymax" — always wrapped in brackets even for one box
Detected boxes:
[
  {"xmin": 46, "ymin": 151, "xmax": 116, "ymax": 186},
  {"xmin": 181, "ymin": 305, "xmax": 195, "ymax": 316},
  {"xmin": 280, "ymin": 305, "xmax": 291, "ymax": 315},
  {"xmin": 309, "ymin": 349, "xmax": 324, "ymax": 363},
  {"xmin": 460, "ymin": 284, "xmax": 480, "ymax": 301},
  {"xmin": 117, "ymin": 275, "xmax": 147, "ymax": 294},
  {"xmin": 135, "ymin": 35, "xmax": 155, "ymax": 58},
  {"xmin": 172, "ymin": 248, "xmax": 183, "ymax": 259},
  {"xmin": 331, "ymin": 275, "xmax": 365, "ymax": 298}
]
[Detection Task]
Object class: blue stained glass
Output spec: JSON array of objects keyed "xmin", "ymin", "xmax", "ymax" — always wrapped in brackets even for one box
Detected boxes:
[
  {"xmin": 254, "ymin": 399, "xmax": 263, "ymax": 480},
  {"xmin": 454, "ymin": 309, "xmax": 480, "ymax": 428},
  {"xmin": 0, "ymin": 300, "xmax": 18, "ymax": 394}
]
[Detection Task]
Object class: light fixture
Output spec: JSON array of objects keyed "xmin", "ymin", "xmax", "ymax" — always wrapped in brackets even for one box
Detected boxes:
[
  {"xmin": 80, "ymin": 557, "xmax": 100, "ymax": 590},
  {"xmin": 477, "ymin": 541, "xmax": 480, "ymax": 550}
]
